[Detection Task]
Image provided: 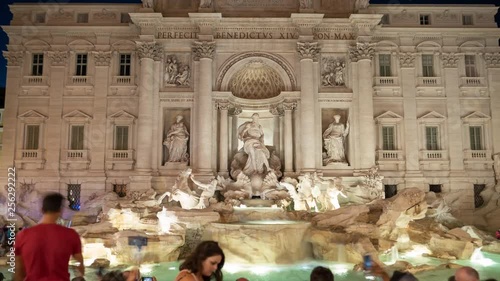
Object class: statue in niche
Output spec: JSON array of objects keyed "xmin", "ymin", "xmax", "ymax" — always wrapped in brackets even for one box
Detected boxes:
[
  {"xmin": 199, "ymin": 0, "xmax": 212, "ymax": 8},
  {"xmin": 299, "ymin": 0, "xmax": 313, "ymax": 9},
  {"xmin": 238, "ymin": 113, "xmax": 271, "ymax": 175},
  {"xmin": 323, "ymin": 114, "xmax": 349, "ymax": 165},
  {"xmin": 142, "ymin": 0, "xmax": 154, "ymax": 8},
  {"xmin": 163, "ymin": 115, "xmax": 189, "ymax": 163}
]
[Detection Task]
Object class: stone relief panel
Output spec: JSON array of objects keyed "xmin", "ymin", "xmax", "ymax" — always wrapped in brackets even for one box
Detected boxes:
[
  {"xmin": 163, "ymin": 108, "xmax": 191, "ymax": 165},
  {"xmin": 434, "ymin": 10, "xmax": 458, "ymax": 23},
  {"xmin": 321, "ymin": 56, "xmax": 346, "ymax": 87},
  {"xmin": 164, "ymin": 54, "xmax": 191, "ymax": 88}
]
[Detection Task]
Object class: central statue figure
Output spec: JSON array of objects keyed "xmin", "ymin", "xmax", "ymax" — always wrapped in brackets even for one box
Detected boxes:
[{"xmin": 237, "ymin": 113, "xmax": 270, "ymax": 175}]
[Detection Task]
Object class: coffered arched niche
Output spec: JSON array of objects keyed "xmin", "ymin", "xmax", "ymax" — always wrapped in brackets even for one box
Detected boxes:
[{"xmin": 216, "ymin": 52, "xmax": 297, "ymax": 98}]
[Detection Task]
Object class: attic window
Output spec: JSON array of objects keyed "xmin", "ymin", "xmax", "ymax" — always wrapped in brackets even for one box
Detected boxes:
[{"xmin": 77, "ymin": 13, "xmax": 89, "ymax": 23}]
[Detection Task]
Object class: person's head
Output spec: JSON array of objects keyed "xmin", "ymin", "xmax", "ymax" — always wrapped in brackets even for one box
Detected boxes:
[
  {"xmin": 390, "ymin": 271, "xmax": 418, "ymax": 281},
  {"xmin": 176, "ymin": 115, "xmax": 183, "ymax": 122},
  {"xmin": 251, "ymin": 113, "xmax": 260, "ymax": 122},
  {"xmin": 454, "ymin": 266, "xmax": 479, "ymax": 281},
  {"xmin": 42, "ymin": 193, "xmax": 64, "ymax": 214},
  {"xmin": 310, "ymin": 266, "xmax": 334, "ymax": 281},
  {"xmin": 333, "ymin": 114, "xmax": 341, "ymax": 122},
  {"xmin": 180, "ymin": 240, "xmax": 225, "ymax": 281}
]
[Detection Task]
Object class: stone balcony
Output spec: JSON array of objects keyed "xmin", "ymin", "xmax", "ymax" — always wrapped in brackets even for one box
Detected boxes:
[
  {"xmin": 417, "ymin": 77, "xmax": 442, "ymax": 87},
  {"xmin": 106, "ymin": 149, "xmax": 134, "ymax": 170},
  {"xmin": 460, "ymin": 77, "xmax": 486, "ymax": 88},
  {"xmin": 22, "ymin": 76, "xmax": 49, "ymax": 87},
  {"xmin": 112, "ymin": 76, "xmax": 134, "ymax": 86},
  {"xmin": 463, "ymin": 149, "xmax": 493, "ymax": 170},
  {"xmin": 61, "ymin": 149, "xmax": 90, "ymax": 170},
  {"xmin": 374, "ymin": 76, "xmax": 399, "ymax": 87},
  {"xmin": 376, "ymin": 150, "xmax": 405, "ymax": 171},
  {"xmin": 419, "ymin": 150, "xmax": 449, "ymax": 170},
  {"xmin": 15, "ymin": 149, "xmax": 45, "ymax": 169}
]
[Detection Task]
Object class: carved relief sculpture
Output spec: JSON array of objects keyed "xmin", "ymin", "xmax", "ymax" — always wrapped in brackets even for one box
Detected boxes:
[
  {"xmin": 164, "ymin": 55, "xmax": 191, "ymax": 87},
  {"xmin": 3, "ymin": 51, "xmax": 24, "ymax": 66},
  {"xmin": 323, "ymin": 114, "xmax": 349, "ymax": 165},
  {"xmin": 322, "ymin": 57, "xmax": 346, "ymax": 87},
  {"xmin": 163, "ymin": 115, "xmax": 190, "ymax": 163},
  {"xmin": 93, "ymin": 51, "xmax": 112, "ymax": 67},
  {"xmin": 297, "ymin": 41, "xmax": 320, "ymax": 60},
  {"xmin": 485, "ymin": 53, "xmax": 500, "ymax": 68},
  {"xmin": 47, "ymin": 51, "xmax": 69, "ymax": 66}
]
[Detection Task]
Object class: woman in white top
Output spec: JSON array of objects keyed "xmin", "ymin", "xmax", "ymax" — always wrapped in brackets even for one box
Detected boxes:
[{"xmin": 174, "ymin": 241, "xmax": 225, "ymax": 281}]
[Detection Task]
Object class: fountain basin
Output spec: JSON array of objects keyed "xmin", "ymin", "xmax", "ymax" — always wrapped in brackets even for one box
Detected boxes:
[{"xmin": 206, "ymin": 220, "xmax": 312, "ymax": 264}]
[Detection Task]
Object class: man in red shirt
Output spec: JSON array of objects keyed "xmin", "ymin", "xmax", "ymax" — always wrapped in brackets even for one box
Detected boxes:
[{"xmin": 15, "ymin": 193, "xmax": 84, "ymax": 281}]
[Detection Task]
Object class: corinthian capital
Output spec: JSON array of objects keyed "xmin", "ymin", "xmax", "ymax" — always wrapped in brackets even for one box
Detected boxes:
[
  {"xmin": 485, "ymin": 53, "xmax": 500, "ymax": 68},
  {"xmin": 192, "ymin": 41, "xmax": 216, "ymax": 61},
  {"xmin": 92, "ymin": 51, "xmax": 112, "ymax": 66},
  {"xmin": 136, "ymin": 42, "xmax": 163, "ymax": 61},
  {"xmin": 441, "ymin": 53, "xmax": 459, "ymax": 68},
  {"xmin": 47, "ymin": 51, "xmax": 69, "ymax": 66},
  {"xmin": 399, "ymin": 53, "xmax": 416, "ymax": 68},
  {"xmin": 3, "ymin": 51, "xmax": 24, "ymax": 66},
  {"xmin": 349, "ymin": 42, "xmax": 375, "ymax": 62},
  {"xmin": 297, "ymin": 41, "xmax": 320, "ymax": 60}
]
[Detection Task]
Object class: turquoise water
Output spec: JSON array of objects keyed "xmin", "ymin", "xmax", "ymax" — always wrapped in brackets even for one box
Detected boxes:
[{"xmin": 3, "ymin": 251, "xmax": 499, "ymax": 280}]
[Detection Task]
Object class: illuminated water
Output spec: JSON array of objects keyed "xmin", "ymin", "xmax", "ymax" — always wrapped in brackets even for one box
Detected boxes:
[{"xmin": 3, "ymin": 249, "xmax": 498, "ymax": 280}]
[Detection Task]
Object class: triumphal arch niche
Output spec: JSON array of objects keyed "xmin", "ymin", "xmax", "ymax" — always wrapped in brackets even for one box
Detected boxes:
[{"xmin": 216, "ymin": 52, "xmax": 298, "ymax": 195}]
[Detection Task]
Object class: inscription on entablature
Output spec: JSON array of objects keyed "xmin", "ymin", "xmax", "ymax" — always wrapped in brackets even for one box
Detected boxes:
[{"xmin": 157, "ymin": 30, "xmax": 356, "ymax": 40}]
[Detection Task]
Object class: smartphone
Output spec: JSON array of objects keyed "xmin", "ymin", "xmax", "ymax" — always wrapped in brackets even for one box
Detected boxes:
[
  {"xmin": 141, "ymin": 277, "xmax": 153, "ymax": 281},
  {"xmin": 363, "ymin": 254, "xmax": 372, "ymax": 271}
]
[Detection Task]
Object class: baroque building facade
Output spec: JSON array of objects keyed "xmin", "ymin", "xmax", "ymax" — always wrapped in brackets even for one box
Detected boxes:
[{"xmin": 1, "ymin": 0, "xmax": 499, "ymax": 224}]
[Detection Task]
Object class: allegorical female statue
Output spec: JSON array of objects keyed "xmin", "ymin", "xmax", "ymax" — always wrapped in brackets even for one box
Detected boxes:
[
  {"xmin": 237, "ymin": 113, "xmax": 270, "ymax": 175},
  {"xmin": 163, "ymin": 115, "xmax": 189, "ymax": 163},
  {"xmin": 323, "ymin": 114, "xmax": 349, "ymax": 164}
]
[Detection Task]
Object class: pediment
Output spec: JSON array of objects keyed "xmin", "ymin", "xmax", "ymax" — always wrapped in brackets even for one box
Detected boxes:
[
  {"xmin": 18, "ymin": 110, "xmax": 47, "ymax": 121},
  {"xmin": 109, "ymin": 110, "xmax": 136, "ymax": 121},
  {"xmin": 375, "ymin": 111, "xmax": 403, "ymax": 122},
  {"xmin": 63, "ymin": 110, "xmax": 92, "ymax": 121},
  {"xmin": 462, "ymin": 111, "xmax": 490, "ymax": 121},
  {"xmin": 418, "ymin": 111, "xmax": 446, "ymax": 121}
]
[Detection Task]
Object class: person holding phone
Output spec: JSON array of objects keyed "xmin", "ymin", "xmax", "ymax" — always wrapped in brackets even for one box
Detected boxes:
[
  {"xmin": 174, "ymin": 241, "xmax": 225, "ymax": 281},
  {"xmin": 100, "ymin": 268, "xmax": 157, "ymax": 281}
]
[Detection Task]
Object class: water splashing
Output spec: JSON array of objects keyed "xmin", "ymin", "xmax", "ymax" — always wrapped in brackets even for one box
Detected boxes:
[{"xmin": 471, "ymin": 247, "xmax": 495, "ymax": 267}]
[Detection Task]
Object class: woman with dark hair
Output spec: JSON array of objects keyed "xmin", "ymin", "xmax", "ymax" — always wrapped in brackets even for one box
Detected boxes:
[{"xmin": 174, "ymin": 240, "xmax": 225, "ymax": 281}]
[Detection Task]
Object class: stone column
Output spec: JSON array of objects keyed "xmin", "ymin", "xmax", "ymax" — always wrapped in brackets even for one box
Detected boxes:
[
  {"xmin": 89, "ymin": 51, "xmax": 111, "ymax": 174},
  {"xmin": 192, "ymin": 41, "xmax": 216, "ymax": 174},
  {"xmin": 45, "ymin": 51, "xmax": 69, "ymax": 175},
  {"xmin": 283, "ymin": 101, "xmax": 297, "ymax": 174},
  {"xmin": 230, "ymin": 106, "xmax": 242, "ymax": 161},
  {"xmin": 0, "ymin": 51, "xmax": 24, "ymax": 185},
  {"xmin": 151, "ymin": 59, "xmax": 161, "ymax": 174},
  {"xmin": 485, "ymin": 53, "xmax": 500, "ymax": 180},
  {"xmin": 442, "ymin": 53, "xmax": 465, "ymax": 172},
  {"xmin": 217, "ymin": 101, "xmax": 230, "ymax": 175},
  {"xmin": 135, "ymin": 42, "xmax": 162, "ymax": 173},
  {"xmin": 270, "ymin": 105, "xmax": 282, "ymax": 158},
  {"xmin": 349, "ymin": 43, "xmax": 376, "ymax": 169},
  {"xmin": 297, "ymin": 41, "xmax": 320, "ymax": 173}
]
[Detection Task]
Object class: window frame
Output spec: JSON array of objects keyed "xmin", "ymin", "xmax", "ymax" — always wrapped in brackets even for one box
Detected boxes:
[
  {"xmin": 381, "ymin": 125, "xmax": 395, "ymax": 151},
  {"xmin": 31, "ymin": 53, "xmax": 44, "ymax": 76},
  {"xmin": 378, "ymin": 54, "xmax": 392, "ymax": 77},
  {"xmin": 421, "ymin": 54, "xmax": 435, "ymax": 77},
  {"xmin": 114, "ymin": 125, "xmax": 130, "ymax": 151},
  {"xmin": 462, "ymin": 14, "xmax": 473, "ymax": 26},
  {"xmin": 119, "ymin": 53, "xmax": 132, "ymax": 77},
  {"xmin": 464, "ymin": 54, "xmax": 478, "ymax": 77},
  {"xmin": 75, "ymin": 53, "xmax": 88, "ymax": 76},
  {"xmin": 375, "ymin": 111, "xmax": 403, "ymax": 152},
  {"xmin": 417, "ymin": 111, "xmax": 447, "ymax": 154},
  {"xmin": 419, "ymin": 14, "xmax": 431, "ymax": 25},
  {"xmin": 425, "ymin": 126, "xmax": 440, "ymax": 151},
  {"xmin": 77, "ymin": 13, "xmax": 89, "ymax": 23}
]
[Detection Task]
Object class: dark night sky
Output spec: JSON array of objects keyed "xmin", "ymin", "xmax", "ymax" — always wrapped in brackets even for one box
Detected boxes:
[{"xmin": 0, "ymin": 0, "xmax": 499, "ymax": 89}]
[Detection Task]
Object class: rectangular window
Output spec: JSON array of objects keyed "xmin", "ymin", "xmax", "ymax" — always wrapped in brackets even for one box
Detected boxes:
[
  {"xmin": 425, "ymin": 126, "xmax": 439, "ymax": 150},
  {"xmin": 382, "ymin": 126, "xmax": 395, "ymax": 150},
  {"xmin": 34, "ymin": 12, "xmax": 46, "ymax": 24},
  {"xmin": 32, "ymin": 53, "xmax": 44, "ymax": 76},
  {"xmin": 462, "ymin": 15, "xmax": 473, "ymax": 26},
  {"xmin": 419, "ymin": 14, "xmax": 430, "ymax": 25},
  {"xmin": 114, "ymin": 126, "xmax": 129, "ymax": 150},
  {"xmin": 70, "ymin": 125, "xmax": 84, "ymax": 150},
  {"xmin": 77, "ymin": 13, "xmax": 89, "ymax": 23},
  {"xmin": 380, "ymin": 14, "xmax": 390, "ymax": 25},
  {"xmin": 474, "ymin": 184, "xmax": 486, "ymax": 208},
  {"xmin": 67, "ymin": 184, "xmax": 81, "ymax": 211},
  {"xmin": 429, "ymin": 184, "xmax": 442, "ymax": 193},
  {"xmin": 25, "ymin": 125, "xmax": 40, "ymax": 150},
  {"xmin": 469, "ymin": 126, "xmax": 482, "ymax": 150},
  {"xmin": 75, "ymin": 54, "xmax": 88, "ymax": 76},
  {"xmin": 119, "ymin": 54, "xmax": 131, "ymax": 76},
  {"xmin": 465, "ymin": 55, "xmax": 478, "ymax": 77},
  {"xmin": 379, "ymin": 54, "xmax": 391, "ymax": 77},
  {"xmin": 121, "ymin": 13, "xmax": 131, "ymax": 23},
  {"xmin": 422, "ymin": 54, "xmax": 434, "ymax": 77},
  {"xmin": 384, "ymin": 185, "xmax": 397, "ymax": 199}
]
